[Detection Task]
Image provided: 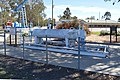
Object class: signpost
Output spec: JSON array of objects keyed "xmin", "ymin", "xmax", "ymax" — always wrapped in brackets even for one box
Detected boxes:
[{"xmin": 110, "ymin": 26, "xmax": 117, "ymax": 43}]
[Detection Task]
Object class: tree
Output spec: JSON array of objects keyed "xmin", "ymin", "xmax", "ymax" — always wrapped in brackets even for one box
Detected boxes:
[
  {"xmin": 89, "ymin": 16, "xmax": 95, "ymax": 20},
  {"xmin": 63, "ymin": 7, "xmax": 71, "ymax": 19},
  {"xmin": 85, "ymin": 17, "xmax": 90, "ymax": 22},
  {"xmin": 85, "ymin": 16, "xmax": 95, "ymax": 22},
  {"xmin": 26, "ymin": 1, "xmax": 46, "ymax": 26},
  {"xmin": 104, "ymin": 0, "xmax": 120, "ymax": 5},
  {"xmin": 0, "ymin": 0, "xmax": 46, "ymax": 26},
  {"xmin": 58, "ymin": 7, "xmax": 72, "ymax": 20},
  {"xmin": 71, "ymin": 16, "xmax": 78, "ymax": 20},
  {"xmin": 104, "ymin": 11, "xmax": 111, "ymax": 20},
  {"xmin": 118, "ymin": 18, "xmax": 120, "ymax": 22}
]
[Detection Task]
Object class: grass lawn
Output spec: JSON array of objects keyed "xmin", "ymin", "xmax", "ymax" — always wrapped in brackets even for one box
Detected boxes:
[{"xmin": 91, "ymin": 31, "xmax": 100, "ymax": 35}]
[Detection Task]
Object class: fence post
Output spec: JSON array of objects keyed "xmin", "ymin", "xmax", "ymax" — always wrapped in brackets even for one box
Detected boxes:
[
  {"xmin": 20, "ymin": 29, "xmax": 22, "ymax": 45},
  {"xmin": 15, "ymin": 28, "xmax": 17, "ymax": 47},
  {"xmin": 78, "ymin": 37, "xmax": 80, "ymax": 70},
  {"xmin": 46, "ymin": 35, "xmax": 48, "ymax": 64},
  {"xmin": 23, "ymin": 35, "xmax": 25, "ymax": 59},
  {"xmin": 9, "ymin": 34, "xmax": 11, "ymax": 45},
  {"xmin": 4, "ymin": 30, "xmax": 6, "ymax": 56}
]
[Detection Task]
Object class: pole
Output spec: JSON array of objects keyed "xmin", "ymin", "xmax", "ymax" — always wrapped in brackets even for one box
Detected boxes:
[
  {"xmin": 23, "ymin": 35, "xmax": 25, "ymax": 59},
  {"xmin": 78, "ymin": 37, "xmax": 80, "ymax": 70},
  {"xmin": 110, "ymin": 27, "xmax": 112, "ymax": 43},
  {"xmin": 4, "ymin": 30, "xmax": 6, "ymax": 56},
  {"xmin": 52, "ymin": 0, "xmax": 54, "ymax": 29},
  {"xmin": 46, "ymin": 35, "xmax": 48, "ymax": 64},
  {"xmin": 9, "ymin": 34, "xmax": 11, "ymax": 45},
  {"xmin": 99, "ymin": 12, "xmax": 100, "ymax": 20},
  {"xmin": 115, "ymin": 26, "xmax": 117, "ymax": 42},
  {"xmin": 15, "ymin": 28, "xmax": 17, "ymax": 47}
]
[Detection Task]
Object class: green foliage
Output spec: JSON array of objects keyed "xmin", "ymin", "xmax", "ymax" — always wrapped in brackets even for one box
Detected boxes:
[
  {"xmin": 104, "ymin": 0, "xmax": 120, "ymax": 5},
  {"xmin": 91, "ymin": 32, "xmax": 100, "ymax": 35},
  {"xmin": 85, "ymin": 16, "xmax": 95, "ymax": 22},
  {"xmin": 58, "ymin": 7, "xmax": 71, "ymax": 20},
  {"xmin": 100, "ymin": 30, "xmax": 120, "ymax": 36},
  {"xmin": 71, "ymin": 16, "xmax": 78, "ymax": 20},
  {"xmin": 63, "ymin": 7, "xmax": 71, "ymax": 19},
  {"xmin": 104, "ymin": 11, "xmax": 111, "ymax": 20},
  {"xmin": 117, "ymin": 31, "xmax": 120, "ymax": 36},
  {"xmin": 118, "ymin": 18, "xmax": 120, "ymax": 22},
  {"xmin": 100, "ymin": 30, "xmax": 110, "ymax": 36},
  {"xmin": 22, "ymin": 33, "xmax": 28, "ymax": 37},
  {"xmin": 0, "ymin": 0, "xmax": 46, "ymax": 26},
  {"xmin": 26, "ymin": 1, "xmax": 46, "ymax": 26},
  {"xmin": 58, "ymin": 8, "xmax": 79, "ymax": 21}
]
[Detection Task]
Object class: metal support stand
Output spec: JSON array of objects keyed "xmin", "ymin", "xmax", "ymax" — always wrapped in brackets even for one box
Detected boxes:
[
  {"xmin": 4, "ymin": 30, "xmax": 6, "ymax": 56},
  {"xmin": 46, "ymin": 35, "xmax": 48, "ymax": 64},
  {"xmin": 78, "ymin": 37, "xmax": 80, "ymax": 70}
]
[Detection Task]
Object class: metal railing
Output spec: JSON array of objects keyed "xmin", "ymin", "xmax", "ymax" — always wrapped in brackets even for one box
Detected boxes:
[{"xmin": 2, "ymin": 30, "xmax": 120, "ymax": 70}]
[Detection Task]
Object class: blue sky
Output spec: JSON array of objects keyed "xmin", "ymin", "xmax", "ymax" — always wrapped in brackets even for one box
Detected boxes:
[{"xmin": 43, "ymin": 0, "xmax": 120, "ymax": 21}]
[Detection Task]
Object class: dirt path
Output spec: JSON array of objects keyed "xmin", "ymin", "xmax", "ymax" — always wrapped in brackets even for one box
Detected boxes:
[
  {"xmin": 86, "ymin": 34, "xmax": 120, "ymax": 43},
  {"xmin": 0, "ymin": 54, "xmax": 119, "ymax": 80}
]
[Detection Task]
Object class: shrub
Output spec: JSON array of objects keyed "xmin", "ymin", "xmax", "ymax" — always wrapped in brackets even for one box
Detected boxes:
[
  {"xmin": 55, "ymin": 20, "xmax": 91, "ymax": 35},
  {"xmin": 117, "ymin": 31, "xmax": 120, "ymax": 36},
  {"xmin": 99, "ymin": 30, "xmax": 120, "ymax": 36},
  {"xmin": 100, "ymin": 30, "xmax": 109, "ymax": 36}
]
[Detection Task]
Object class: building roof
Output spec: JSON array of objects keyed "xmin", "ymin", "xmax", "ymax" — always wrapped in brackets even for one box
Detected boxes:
[{"xmin": 87, "ymin": 20, "xmax": 120, "ymax": 27}]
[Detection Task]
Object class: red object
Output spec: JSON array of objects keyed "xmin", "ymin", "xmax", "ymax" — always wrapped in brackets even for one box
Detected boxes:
[{"xmin": 6, "ymin": 21, "xmax": 12, "ymax": 26}]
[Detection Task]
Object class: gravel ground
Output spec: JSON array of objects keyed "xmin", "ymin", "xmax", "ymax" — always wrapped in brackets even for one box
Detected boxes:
[
  {"xmin": 86, "ymin": 34, "xmax": 120, "ymax": 42},
  {"xmin": 0, "ymin": 54, "xmax": 119, "ymax": 80}
]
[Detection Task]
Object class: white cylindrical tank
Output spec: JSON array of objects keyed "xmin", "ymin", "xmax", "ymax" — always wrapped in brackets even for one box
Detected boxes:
[{"xmin": 32, "ymin": 29, "xmax": 80, "ymax": 39}]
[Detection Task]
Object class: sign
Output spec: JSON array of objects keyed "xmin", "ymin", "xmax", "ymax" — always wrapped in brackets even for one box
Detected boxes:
[
  {"xmin": 110, "ymin": 27, "xmax": 117, "ymax": 34},
  {"xmin": 10, "ymin": 27, "xmax": 16, "ymax": 35}
]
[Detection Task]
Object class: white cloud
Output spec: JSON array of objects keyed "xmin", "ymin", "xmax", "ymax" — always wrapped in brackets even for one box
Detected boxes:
[{"xmin": 45, "ymin": 5, "xmax": 120, "ymax": 21}]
